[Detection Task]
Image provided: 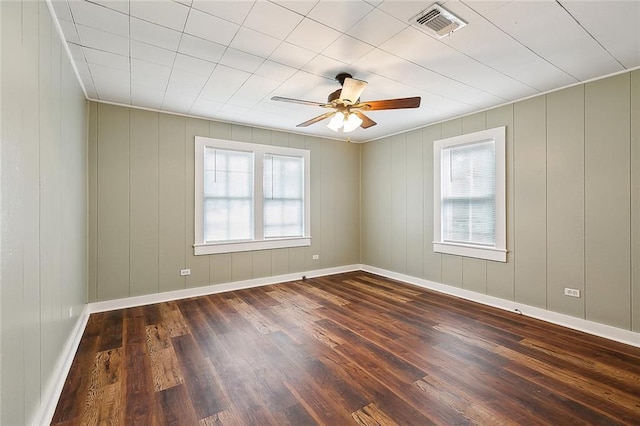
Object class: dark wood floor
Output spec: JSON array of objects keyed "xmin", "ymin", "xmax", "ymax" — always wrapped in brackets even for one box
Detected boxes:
[{"xmin": 52, "ymin": 271, "xmax": 640, "ymax": 425}]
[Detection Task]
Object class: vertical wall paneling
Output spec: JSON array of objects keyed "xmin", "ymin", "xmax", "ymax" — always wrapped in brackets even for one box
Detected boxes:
[
  {"xmin": 158, "ymin": 114, "xmax": 186, "ymax": 293},
  {"xmin": 252, "ymin": 127, "xmax": 272, "ymax": 145},
  {"xmin": 232, "ymin": 252, "xmax": 253, "ymax": 282},
  {"xmin": 209, "ymin": 253, "xmax": 232, "ymax": 285},
  {"xmin": 252, "ymin": 251, "xmax": 273, "ymax": 279},
  {"xmin": 22, "ymin": 1, "xmax": 41, "ymax": 416},
  {"xmin": 271, "ymin": 130, "xmax": 289, "ymax": 147},
  {"xmin": 210, "ymin": 121, "xmax": 232, "ymax": 140},
  {"xmin": 360, "ymin": 141, "xmax": 377, "ymax": 265},
  {"xmin": 392, "ymin": 134, "xmax": 407, "ymax": 273},
  {"xmin": 405, "ymin": 129, "xmax": 424, "ymax": 278},
  {"xmin": 632, "ymin": 70, "xmax": 640, "ymax": 332},
  {"xmin": 546, "ymin": 86, "xmax": 585, "ymax": 318},
  {"xmin": 129, "ymin": 110, "xmax": 160, "ymax": 296},
  {"xmin": 271, "ymin": 248, "xmax": 289, "ymax": 276},
  {"xmin": 1, "ymin": 1, "xmax": 88, "ymax": 421},
  {"xmin": 88, "ymin": 103, "xmax": 98, "ymax": 302},
  {"xmin": 231, "ymin": 124, "xmax": 253, "ymax": 143},
  {"xmin": 440, "ymin": 119, "xmax": 463, "ymax": 287},
  {"xmin": 378, "ymin": 138, "xmax": 393, "ymax": 271},
  {"xmin": 486, "ymin": 105, "xmax": 515, "ymax": 300},
  {"xmin": 514, "ymin": 96, "xmax": 547, "ymax": 308},
  {"xmin": 320, "ymin": 139, "xmax": 336, "ymax": 269},
  {"xmin": 585, "ymin": 74, "xmax": 631, "ymax": 329},
  {"xmin": 1, "ymin": 2, "xmax": 26, "ymax": 423},
  {"xmin": 422, "ymin": 125, "xmax": 442, "ymax": 283},
  {"xmin": 185, "ymin": 118, "xmax": 210, "ymax": 288},
  {"xmin": 97, "ymin": 104, "xmax": 130, "ymax": 300},
  {"xmin": 332, "ymin": 140, "xmax": 359, "ymax": 266},
  {"xmin": 306, "ymin": 137, "xmax": 323, "ymax": 270}
]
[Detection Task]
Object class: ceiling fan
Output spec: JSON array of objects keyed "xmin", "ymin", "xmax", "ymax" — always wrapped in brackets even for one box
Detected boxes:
[{"xmin": 271, "ymin": 73, "xmax": 421, "ymax": 133}]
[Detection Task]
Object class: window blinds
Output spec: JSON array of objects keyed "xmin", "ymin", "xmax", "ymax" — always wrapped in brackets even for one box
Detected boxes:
[
  {"xmin": 263, "ymin": 154, "xmax": 304, "ymax": 238},
  {"xmin": 441, "ymin": 140, "xmax": 496, "ymax": 247}
]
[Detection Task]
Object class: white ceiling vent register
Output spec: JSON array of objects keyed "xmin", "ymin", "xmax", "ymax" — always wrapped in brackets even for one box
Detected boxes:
[{"xmin": 411, "ymin": 3, "xmax": 467, "ymax": 38}]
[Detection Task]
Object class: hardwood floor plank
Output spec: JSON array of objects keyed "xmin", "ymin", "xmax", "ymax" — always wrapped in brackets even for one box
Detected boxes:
[{"xmin": 53, "ymin": 272, "xmax": 640, "ymax": 425}]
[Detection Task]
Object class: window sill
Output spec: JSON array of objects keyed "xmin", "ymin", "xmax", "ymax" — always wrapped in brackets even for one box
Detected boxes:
[
  {"xmin": 433, "ymin": 242, "xmax": 507, "ymax": 262},
  {"xmin": 194, "ymin": 237, "xmax": 311, "ymax": 255}
]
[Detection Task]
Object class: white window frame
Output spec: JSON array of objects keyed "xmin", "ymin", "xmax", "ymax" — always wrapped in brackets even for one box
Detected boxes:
[
  {"xmin": 433, "ymin": 126, "xmax": 507, "ymax": 262},
  {"xmin": 194, "ymin": 136, "xmax": 311, "ymax": 255}
]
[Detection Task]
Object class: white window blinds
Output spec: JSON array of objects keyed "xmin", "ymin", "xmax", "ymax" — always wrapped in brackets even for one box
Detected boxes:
[
  {"xmin": 263, "ymin": 154, "xmax": 304, "ymax": 238},
  {"xmin": 203, "ymin": 147, "xmax": 254, "ymax": 243},
  {"xmin": 441, "ymin": 140, "xmax": 496, "ymax": 247}
]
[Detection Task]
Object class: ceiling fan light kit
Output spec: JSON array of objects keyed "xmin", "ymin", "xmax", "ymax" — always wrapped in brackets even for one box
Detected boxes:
[{"xmin": 271, "ymin": 73, "xmax": 421, "ymax": 134}]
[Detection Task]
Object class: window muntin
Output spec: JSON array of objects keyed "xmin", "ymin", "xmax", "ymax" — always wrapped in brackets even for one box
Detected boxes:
[
  {"xmin": 433, "ymin": 127, "xmax": 506, "ymax": 262},
  {"xmin": 194, "ymin": 137, "xmax": 310, "ymax": 255}
]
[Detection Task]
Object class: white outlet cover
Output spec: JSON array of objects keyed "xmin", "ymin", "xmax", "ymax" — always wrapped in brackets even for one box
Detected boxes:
[{"xmin": 180, "ymin": 269, "xmax": 191, "ymax": 276}]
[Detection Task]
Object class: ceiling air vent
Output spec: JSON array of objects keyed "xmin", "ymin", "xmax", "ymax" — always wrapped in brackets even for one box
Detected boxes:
[{"xmin": 411, "ymin": 3, "xmax": 467, "ymax": 38}]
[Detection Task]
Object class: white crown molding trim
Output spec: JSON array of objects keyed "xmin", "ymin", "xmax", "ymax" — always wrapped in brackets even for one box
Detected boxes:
[
  {"xmin": 32, "ymin": 304, "xmax": 91, "ymax": 426},
  {"xmin": 361, "ymin": 265, "xmax": 640, "ymax": 349},
  {"xmin": 88, "ymin": 264, "xmax": 360, "ymax": 313}
]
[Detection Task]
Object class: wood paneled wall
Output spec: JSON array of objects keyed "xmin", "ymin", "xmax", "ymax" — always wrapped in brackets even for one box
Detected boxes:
[
  {"xmin": 89, "ymin": 104, "xmax": 360, "ymax": 302},
  {"xmin": 362, "ymin": 71, "xmax": 640, "ymax": 332},
  {"xmin": 1, "ymin": 1, "xmax": 88, "ymax": 424}
]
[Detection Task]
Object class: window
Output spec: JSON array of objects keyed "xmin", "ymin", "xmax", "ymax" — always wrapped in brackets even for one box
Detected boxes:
[
  {"xmin": 194, "ymin": 137, "xmax": 310, "ymax": 255},
  {"xmin": 433, "ymin": 126, "xmax": 506, "ymax": 262}
]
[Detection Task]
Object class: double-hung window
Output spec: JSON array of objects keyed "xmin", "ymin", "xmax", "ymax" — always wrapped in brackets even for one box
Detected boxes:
[
  {"xmin": 194, "ymin": 136, "xmax": 310, "ymax": 255},
  {"xmin": 433, "ymin": 127, "xmax": 507, "ymax": 262}
]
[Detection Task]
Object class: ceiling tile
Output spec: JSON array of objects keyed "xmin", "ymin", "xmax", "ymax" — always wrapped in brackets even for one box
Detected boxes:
[
  {"xmin": 130, "ymin": 0, "xmax": 190, "ymax": 32},
  {"xmin": 130, "ymin": 17, "xmax": 182, "ymax": 51},
  {"xmin": 190, "ymin": 98, "xmax": 223, "ymax": 117},
  {"xmin": 131, "ymin": 40, "xmax": 177, "ymax": 67},
  {"xmin": 230, "ymin": 27, "xmax": 281, "ymax": 59},
  {"xmin": 485, "ymin": 1, "xmax": 623, "ymax": 81},
  {"xmin": 132, "ymin": 85, "xmax": 164, "ymax": 109},
  {"xmin": 89, "ymin": 63, "xmax": 130, "ymax": 100},
  {"xmin": 377, "ymin": 1, "xmax": 431, "ymax": 22},
  {"xmin": 271, "ymin": 1, "xmax": 318, "ymax": 16},
  {"xmin": 89, "ymin": 0, "xmax": 129, "ymax": 14},
  {"xmin": 235, "ymin": 74, "xmax": 284, "ymax": 100},
  {"xmin": 58, "ymin": 18, "xmax": 80, "ymax": 44},
  {"xmin": 76, "ymin": 24, "xmax": 129, "ymax": 56},
  {"xmin": 255, "ymin": 60, "xmax": 298, "ymax": 82},
  {"xmin": 166, "ymin": 70, "xmax": 208, "ymax": 95},
  {"xmin": 68, "ymin": 0, "xmax": 128, "ymax": 37},
  {"xmin": 191, "ymin": 0, "xmax": 254, "ymax": 25},
  {"xmin": 162, "ymin": 91, "xmax": 195, "ymax": 112},
  {"xmin": 268, "ymin": 42, "xmax": 316, "ymax": 68},
  {"xmin": 83, "ymin": 46, "xmax": 129, "ymax": 72},
  {"xmin": 67, "ymin": 42, "xmax": 86, "ymax": 63},
  {"xmin": 302, "ymin": 55, "xmax": 349, "ymax": 81},
  {"xmin": 131, "ymin": 59, "xmax": 172, "ymax": 89},
  {"xmin": 562, "ymin": 1, "xmax": 640, "ymax": 69},
  {"xmin": 50, "ymin": 0, "xmax": 72, "ymax": 21},
  {"xmin": 219, "ymin": 48, "xmax": 265, "ymax": 73},
  {"xmin": 323, "ymin": 34, "xmax": 374, "ymax": 64},
  {"xmin": 286, "ymin": 18, "xmax": 341, "ymax": 53},
  {"xmin": 243, "ymin": 1, "xmax": 304, "ymax": 40},
  {"xmin": 200, "ymin": 65, "xmax": 251, "ymax": 102},
  {"xmin": 173, "ymin": 53, "xmax": 216, "ymax": 76},
  {"xmin": 184, "ymin": 8, "xmax": 239, "ymax": 45},
  {"xmin": 178, "ymin": 34, "xmax": 226, "ymax": 63},
  {"xmin": 307, "ymin": 0, "xmax": 374, "ymax": 32},
  {"xmin": 347, "ymin": 8, "xmax": 407, "ymax": 46}
]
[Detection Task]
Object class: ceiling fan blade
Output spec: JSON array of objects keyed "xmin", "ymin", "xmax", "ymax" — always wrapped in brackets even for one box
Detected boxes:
[
  {"xmin": 271, "ymin": 96, "xmax": 331, "ymax": 108},
  {"xmin": 296, "ymin": 111, "xmax": 336, "ymax": 127},
  {"xmin": 356, "ymin": 96, "xmax": 421, "ymax": 111},
  {"xmin": 354, "ymin": 111, "xmax": 376, "ymax": 129},
  {"xmin": 339, "ymin": 78, "xmax": 368, "ymax": 105}
]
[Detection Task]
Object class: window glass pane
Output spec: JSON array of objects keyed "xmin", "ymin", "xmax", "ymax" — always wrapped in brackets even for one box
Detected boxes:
[
  {"xmin": 264, "ymin": 154, "xmax": 304, "ymax": 238},
  {"xmin": 441, "ymin": 140, "xmax": 496, "ymax": 246},
  {"xmin": 204, "ymin": 148, "xmax": 254, "ymax": 242}
]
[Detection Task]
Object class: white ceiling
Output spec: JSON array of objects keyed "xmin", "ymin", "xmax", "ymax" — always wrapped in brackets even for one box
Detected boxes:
[{"xmin": 51, "ymin": 0, "xmax": 640, "ymax": 142}]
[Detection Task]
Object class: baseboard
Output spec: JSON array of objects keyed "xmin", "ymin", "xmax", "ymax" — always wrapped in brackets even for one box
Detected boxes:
[
  {"xmin": 361, "ymin": 264, "xmax": 640, "ymax": 349},
  {"xmin": 89, "ymin": 264, "xmax": 361, "ymax": 313},
  {"xmin": 32, "ymin": 304, "xmax": 91, "ymax": 426}
]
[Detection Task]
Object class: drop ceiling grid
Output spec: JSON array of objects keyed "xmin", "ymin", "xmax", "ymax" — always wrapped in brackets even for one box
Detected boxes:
[{"xmin": 50, "ymin": 0, "xmax": 640, "ymax": 142}]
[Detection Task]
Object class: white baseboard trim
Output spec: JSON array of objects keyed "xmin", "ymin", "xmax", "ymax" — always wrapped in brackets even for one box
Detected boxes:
[
  {"xmin": 89, "ymin": 264, "xmax": 361, "ymax": 313},
  {"xmin": 32, "ymin": 304, "xmax": 91, "ymax": 426},
  {"xmin": 361, "ymin": 264, "xmax": 640, "ymax": 349}
]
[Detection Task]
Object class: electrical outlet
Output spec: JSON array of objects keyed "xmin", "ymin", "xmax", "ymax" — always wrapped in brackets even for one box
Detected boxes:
[
  {"xmin": 564, "ymin": 288, "xmax": 581, "ymax": 298},
  {"xmin": 180, "ymin": 269, "xmax": 191, "ymax": 276},
  {"xmin": 312, "ymin": 254, "xmax": 319, "ymax": 260}
]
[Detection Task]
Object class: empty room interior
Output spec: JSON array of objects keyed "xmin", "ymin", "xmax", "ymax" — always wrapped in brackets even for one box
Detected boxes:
[{"xmin": 2, "ymin": 0, "xmax": 640, "ymax": 424}]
